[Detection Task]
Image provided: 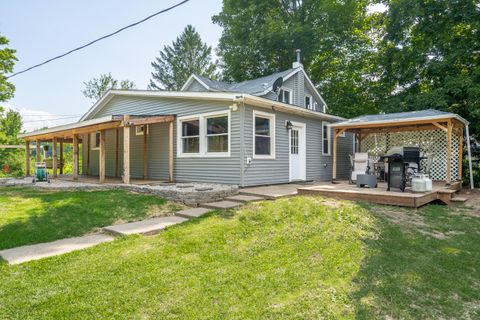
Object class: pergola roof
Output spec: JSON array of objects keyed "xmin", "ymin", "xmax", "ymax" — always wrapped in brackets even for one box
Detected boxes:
[{"xmin": 331, "ymin": 109, "xmax": 469, "ymax": 129}]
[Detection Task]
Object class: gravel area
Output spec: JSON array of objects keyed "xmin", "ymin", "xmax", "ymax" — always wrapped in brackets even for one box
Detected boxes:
[{"xmin": 0, "ymin": 177, "xmax": 239, "ymax": 205}]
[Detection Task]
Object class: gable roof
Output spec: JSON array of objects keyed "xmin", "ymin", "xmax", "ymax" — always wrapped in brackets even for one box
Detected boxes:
[
  {"xmin": 331, "ymin": 109, "xmax": 469, "ymax": 127},
  {"xmin": 181, "ymin": 67, "xmax": 327, "ymax": 108}
]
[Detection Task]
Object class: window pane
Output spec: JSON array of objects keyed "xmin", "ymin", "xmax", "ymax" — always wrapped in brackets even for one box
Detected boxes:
[
  {"xmin": 323, "ymin": 141, "xmax": 329, "ymax": 155},
  {"xmin": 284, "ymin": 90, "xmax": 290, "ymax": 104},
  {"xmin": 255, "ymin": 117, "xmax": 270, "ymax": 136},
  {"xmin": 182, "ymin": 120, "xmax": 199, "ymax": 137},
  {"xmin": 255, "ymin": 136, "xmax": 271, "ymax": 155},
  {"xmin": 278, "ymin": 89, "xmax": 284, "ymax": 102},
  {"xmin": 182, "ymin": 137, "xmax": 199, "ymax": 153},
  {"xmin": 207, "ymin": 116, "xmax": 228, "ymax": 134},
  {"xmin": 305, "ymin": 96, "xmax": 311, "ymax": 109},
  {"xmin": 95, "ymin": 133, "xmax": 100, "ymax": 147},
  {"xmin": 207, "ymin": 135, "xmax": 228, "ymax": 152}
]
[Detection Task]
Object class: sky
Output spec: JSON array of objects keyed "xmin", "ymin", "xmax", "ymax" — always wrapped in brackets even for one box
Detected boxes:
[{"xmin": 1, "ymin": 0, "xmax": 223, "ymax": 131}]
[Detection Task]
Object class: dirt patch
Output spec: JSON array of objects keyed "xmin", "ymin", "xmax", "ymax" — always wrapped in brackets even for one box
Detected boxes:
[
  {"xmin": 456, "ymin": 189, "xmax": 480, "ymax": 217},
  {"xmin": 377, "ymin": 207, "xmax": 427, "ymax": 228}
]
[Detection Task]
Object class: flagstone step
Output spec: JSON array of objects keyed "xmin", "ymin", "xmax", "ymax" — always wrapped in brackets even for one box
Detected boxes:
[
  {"xmin": 103, "ymin": 216, "xmax": 187, "ymax": 236},
  {"xmin": 200, "ymin": 200, "xmax": 243, "ymax": 210},
  {"xmin": 175, "ymin": 207, "xmax": 212, "ymax": 219},
  {"xmin": 0, "ymin": 234, "xmax": 114, "ymax": 265},
  {"xmin": 224, "ymin": 194, "xmax": 265, "ymax": 203},
  {"xmin": 451, "ymin": 197, "xmax": 468, "ymax": 203}
]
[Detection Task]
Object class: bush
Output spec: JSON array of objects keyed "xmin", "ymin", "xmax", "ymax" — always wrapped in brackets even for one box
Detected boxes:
[{"xmin": 462, "ymin": 159, "xmax": 480, "ymax": 188}]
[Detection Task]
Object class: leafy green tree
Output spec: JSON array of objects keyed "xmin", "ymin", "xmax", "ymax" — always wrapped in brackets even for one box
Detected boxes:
[
  {"xmin": 0, "ymin": 108, "xmax": 22, "ymax": 144},
  {"xmin": 212, "ymin": 0, "xmax": 378, "ymax": 117},
  {"xmin": 375, "ymin": 0, "xmax": 480, "ymax": 137},
  {"xmin": 149, "ymin": 25, "xmax": 217, "ymax": 90},
  {"xmin": 0, "ymin": 34, "xmax": 17, "ymax": 102},
  {"xmin": 82, "ymin": 73, "xmax": 135, "ymax": 102}
]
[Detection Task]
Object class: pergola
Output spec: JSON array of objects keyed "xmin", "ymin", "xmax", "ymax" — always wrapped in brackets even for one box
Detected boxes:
[
  {"xmin": 330, "ymin": 110, "xmax": 474, "ymax": 189},
  {"xmin": 19, "ymin": 114, "xmax": 175, "ymax": 184}
]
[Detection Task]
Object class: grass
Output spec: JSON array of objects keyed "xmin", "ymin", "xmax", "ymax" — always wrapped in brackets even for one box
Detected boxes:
[
  {"xmin": 0, "ymin": 187, "xmax": 184, "ymax": 250},
  {"xmin": 0, "ymin": 193, "xmax": 479, "ymax": 319}
]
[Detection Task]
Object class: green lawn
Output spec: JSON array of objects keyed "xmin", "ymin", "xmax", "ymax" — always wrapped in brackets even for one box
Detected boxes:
[
  {"xmin": 0, "ymin": 193, "xmax": 479, "ymax": 319},
  {"xmin": 0, "ymin": 187, "xmax": 183, "ymax": 250}
]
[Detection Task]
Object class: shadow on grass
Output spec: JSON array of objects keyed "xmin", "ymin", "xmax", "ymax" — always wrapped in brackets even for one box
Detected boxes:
[
  {"xmin": 0, "ymin": 188, "xmax": 167, "ymax": 250},
  {"xmin": 351, "ymin": 202, "xmax": 480, "ymax": 319}
]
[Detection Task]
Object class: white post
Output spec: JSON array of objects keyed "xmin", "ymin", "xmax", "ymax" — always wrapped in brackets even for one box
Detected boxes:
[{"xmin": 465, "ymin": 124, "xmax": 474, "ymax": 189}]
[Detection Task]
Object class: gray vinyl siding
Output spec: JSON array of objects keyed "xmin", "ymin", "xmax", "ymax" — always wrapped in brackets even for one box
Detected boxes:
[
  {"xmin": 242, "ymin": 105, "xmax": 352, "ymax": 186},
  {"xmin": 184, "ymin": 80, "xmax": 208, "ymax": 92},
  {"xmin": 89, "ymin": 96, "xmax": 240, "ymax": 184}
]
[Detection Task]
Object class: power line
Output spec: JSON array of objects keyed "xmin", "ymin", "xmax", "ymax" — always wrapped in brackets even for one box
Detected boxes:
[{"xmin": 7, "ymin": 0, "xmax": 191, "ymax": 79}]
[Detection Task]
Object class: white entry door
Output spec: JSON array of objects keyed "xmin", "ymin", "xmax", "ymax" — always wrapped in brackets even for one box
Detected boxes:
[{"xmin": 289, "ymin": 123, "xmax": 306, "ymax": 181}]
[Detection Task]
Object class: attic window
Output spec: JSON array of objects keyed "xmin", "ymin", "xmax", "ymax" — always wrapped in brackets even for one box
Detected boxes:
[
  {"xmin": 278, "ymin": 88, "xmax": 292, "ymax": 104},
  {"xmin": 305, "ymin": 95, "xmax": 314, "ymax": 110}
]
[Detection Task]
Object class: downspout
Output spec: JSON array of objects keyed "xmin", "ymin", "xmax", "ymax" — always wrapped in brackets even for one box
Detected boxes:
[
  {"xmin": 235, "ymin": 94, "xmax": 246, "ymax": 187},
  {"xmin": 465, "ymin": 124, "xmax": 474, "ymax": 189}
]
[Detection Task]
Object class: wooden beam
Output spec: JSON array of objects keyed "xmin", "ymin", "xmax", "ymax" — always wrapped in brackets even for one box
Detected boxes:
[
  {"xmin": 99, "ymin": 130, "xmax": 106, "ymax": 183},
  {"xmin": 143, "ymin": 127, "xmax": 148, "ymax": 179},
  {"xmin": 332, "ymin": 128, "xmax": 338, "ymax": 181},
  {"xmin": 24, "ymin": 121, "xmax": 122, "ymax": 142},
  {"xmin": 126, "ymin": 115, "xmax": 175, "ymax": 126},
  {"xmin": 25, "ymin": 142, "xmax": 30, "ymax": 176},
  {"xmin": 115, "ymin": 128, "xmax": 119, "ymax": 177},
  {"xmin": 36, "ymin": 140, "xmax": 41, "ymax": 162},
  {"xmin": 446, "ymin": 120, "xmax": 452, "ymax": 185},
  {"xmin": 59, "ymin": 139, "xmax": 64, "ymax": 175},
  {"xmin": 123, "ymin": 116, "xmax": 130, "ymax": 184},
  {"xmin": 335, "ymin": 128, "xmax": 346, "ymax": 138},
  {"xmin": 52, "ymin": 137, "xmax": 58, "ymax": 178},
  {"xmin": 458, "ymin": 127, "xmax": 464, "ymax": 181},
  {"xmin": 169, "ymin": 121, "xmax": 174, "ymax": 182},
  {"xmin": 332, "ymin": 116, "xmax": 458, "ymax": 131},
  {"xmin": 431, "ymin": 122, "xmax": 448, "ymax": 132},
  {"xmin": 86, "ymin": 133, "xmax": 90, "ymax": 175},
  {"xmin": 73, "ymin": 135, "xmax": 79, "ymax": 181}
]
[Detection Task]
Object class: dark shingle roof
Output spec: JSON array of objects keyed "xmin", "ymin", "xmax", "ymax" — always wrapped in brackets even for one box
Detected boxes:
[
  {"xmin": 334, "ymin": 109, "xmax": 462, "ymax": 126},
  {"xmin": 193, "ymin": 69, "xmax": 295, "ymax": 95}
]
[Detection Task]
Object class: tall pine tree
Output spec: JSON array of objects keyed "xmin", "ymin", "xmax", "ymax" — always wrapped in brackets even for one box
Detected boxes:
[{"xmin": 149, "ymin": 25, "xmax": 217, "ymax": 91}]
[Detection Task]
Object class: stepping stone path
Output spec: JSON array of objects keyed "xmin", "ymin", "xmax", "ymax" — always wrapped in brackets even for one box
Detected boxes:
[
  {"xmin": 103, "ymin": 216, "xmax": 187, "ymax": 236},
  {"xmin": 0, "ymin": 192, "xmax": 268, "ymax": 265},
  {"xmin": 225, "ymin": 194, "xmax": 265, "ymax": 203},
  {"xmin": 0, "ymin": 234, "xmax": 114, "ymax": 265}
]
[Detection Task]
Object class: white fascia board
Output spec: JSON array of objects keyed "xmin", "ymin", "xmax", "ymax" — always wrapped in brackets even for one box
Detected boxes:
[
  {"xmin": 331, "ymin": 114, "xmax": 470, "ymax": 128},
  {"xmin": 19, "ymin": 115, "xmax": 115, "ymax": 138},
  {"xmin": 300, "ymin": 68, "xmax": 328, "ymax": 109},
  {"xmin": 239, "ymin": 94, "xmax": 344, "ymax": 122}
]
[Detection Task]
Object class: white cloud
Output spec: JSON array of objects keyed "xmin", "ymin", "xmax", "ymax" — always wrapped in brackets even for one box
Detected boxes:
[{"xmin": 2, "ymin": 103, "xmax": 80, "ymax": 132}]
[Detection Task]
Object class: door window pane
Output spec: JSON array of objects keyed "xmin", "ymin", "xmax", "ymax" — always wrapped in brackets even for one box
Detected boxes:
[{"xmin": 291, "ymin": 130, "xmax": 299, "ymax": 154}]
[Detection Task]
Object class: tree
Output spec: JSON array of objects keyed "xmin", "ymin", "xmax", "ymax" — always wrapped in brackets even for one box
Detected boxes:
[
  {"xmin": 82, "ymin": 73, "xmax": 135, "ymax": 101},
  {"xmin": 0, "ymin": 34, "xmax": 17, "ymax": 102},
  {"xmin": 374, "ymin": 0, "xmax": 480, "ymax": 137},
  {"xmin": 212, "ymin": 0, "xmax": 379, "ymax": 117},
  {"xmin": 149, "ymin": 25, "xmax": 217, "ymax": 91},
  {"xmin": 0, "ymin": 108, "xmax": 22, "ymax": 144}
]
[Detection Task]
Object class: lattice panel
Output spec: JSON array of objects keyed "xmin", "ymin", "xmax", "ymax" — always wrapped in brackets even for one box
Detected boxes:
[{"xmin": 360, "ymin": 129, "xmax": 460, "ymax": 181}]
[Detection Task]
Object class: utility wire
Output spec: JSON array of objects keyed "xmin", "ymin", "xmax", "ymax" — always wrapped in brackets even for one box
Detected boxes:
[{"xmin": 7, "ymin": 0, "xmax": 191, "ymax": 79}]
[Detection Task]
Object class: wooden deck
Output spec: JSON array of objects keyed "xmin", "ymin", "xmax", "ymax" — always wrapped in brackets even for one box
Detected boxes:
[{"xmin": 297, "ymin": 181, "xmax": 462, "ymax": 208}]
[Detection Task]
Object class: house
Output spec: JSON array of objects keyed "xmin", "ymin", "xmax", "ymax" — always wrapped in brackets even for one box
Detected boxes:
[{"xmin": 19, "ymin": 55, "xmax": 353, "ymax": 187}]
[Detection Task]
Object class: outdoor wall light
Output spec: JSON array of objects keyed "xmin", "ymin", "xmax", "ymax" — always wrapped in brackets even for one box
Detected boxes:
[{"xmin": 285, "ymin": 120, "xmax": 293, "ymax": 130}]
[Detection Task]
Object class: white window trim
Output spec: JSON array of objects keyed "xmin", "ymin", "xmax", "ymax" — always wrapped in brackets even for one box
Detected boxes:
[
  {"xmin": 288, "ymin": 121, "xmax": 307, "ymax": 182},
  {"xmin": 135, "ymin": 125, "xmax": 149, "ymax": 136},
  {"xmin": 177, "ymin": 110, "xmax": 231, "ymax": 158},
  {"xmin": 278, "ymin": 88, "xmax": 293, "ymax": 104},
  {"xmin": 305, "ymin": 94, "xmax": 313, "ymax": 110},
  {"xmin": 322, "ymin": 122, "xmax": 331, "ymax": 156},
  {"xmin": 91, "ymin": 132, "xmax": 100, "ymax": 150},
  {"xmin": 253, "ymin": 110, "xmax": 276, "ymax": 159}
]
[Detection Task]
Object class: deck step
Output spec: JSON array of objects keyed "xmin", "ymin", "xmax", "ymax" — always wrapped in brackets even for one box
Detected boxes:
[
  {"xmin": 175, "ymin": 207, "xmax": 211, "ymax": 219},
  {"xmin": 224, "ymin": 194, "xmax": 265, "ymax": 203},
  {"xmin": 200, "ymin": 200, "xmax": 242, "ymax": 210},
  {"xmin": 451, "ymin": 197, "xmax": 468, "ymax": 203},
  {"xmin": 103, "ymin": 216, "xmax": 187, "ymax": 236},
  {"xmin": 437, "ymin": 189, "xmax": 458, "ymax": 194}
]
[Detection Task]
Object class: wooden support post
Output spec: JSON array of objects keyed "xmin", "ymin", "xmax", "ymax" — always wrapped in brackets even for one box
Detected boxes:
[
  {"xmin": 73, "ymin": 134, "xmax": 79, "ymax": 181},
  {"xmin": 332, "ymin": 128, "xmax": 338, "ymax": 181},
  {"xmin": 458, "ymin": 125, "xmax": 464, "ymax": 181},
  {"xmin": 25, "ymin": 141, "xmax": 30, "ymax": 176},
  {"xmin": 52, "ymin": 137, "xmax": 58, "ymax": 178},
  {"xmin": 143, "ymin": 126, "xmax": 148, "ymax": 179},
  {"xmin": 115, "ymin": 128, "xmax": 119, "ymax": 177},
  {"xmin": 86, "ymin": 133, "xmax": 90, "ymax": 175},
  {"xmin": 59, "ymin": 139, "xmax": 64, "ymax": 175},
  {"xmin": 36, "ymin": 139, "xmax": 41, "ymax": 162},
  {"xmin": 446, "ymin": 120, "xmax": 452, "ymax": 185},
  {"xmin": 123, "ymin": 116, "xmax": 130, "ymax": 184},
  {"xmin": 169, "ymin": 121, "xmax": 174, "ymax": 182},
  {"xmin": 99, "ymin": 130, "xmax": 106, "ymax": 183}
]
